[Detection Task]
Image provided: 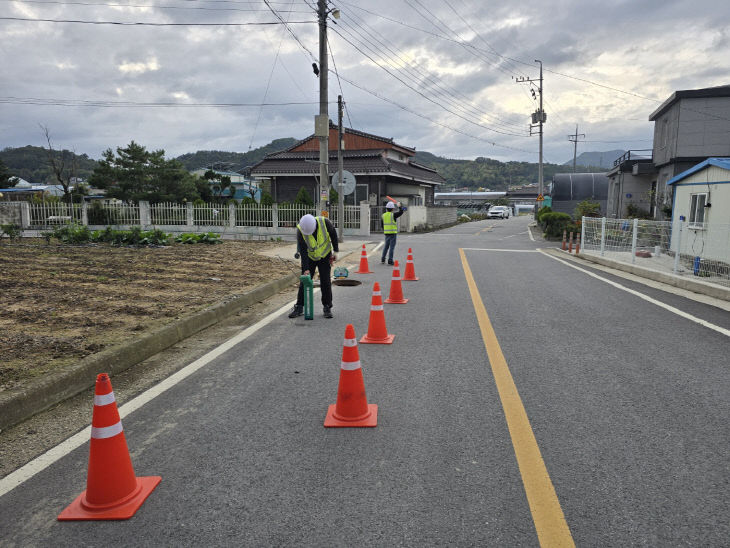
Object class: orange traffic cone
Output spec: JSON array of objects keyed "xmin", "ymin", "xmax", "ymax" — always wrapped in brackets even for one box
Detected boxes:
[
  {"xmin": 360, "ymin": 282, "xmax": 394, "ymax": 344},
  {"xmin": 354, "ymin": 244, "xmax": 373, "ymax": 274},
  {"xmin": 58, "ymin": 373, "xmax": 161, "ymax": 521},
  {"xmin": 385, "ymin": 260, "xmax": 408, "ymax": 304},
  {"xmin": 324, "ymin": 324, "xmax": 378, "ymax": 427},
  {"xmin": 402, "ymin": 248, "xmax": 419, "ymax": 281}
]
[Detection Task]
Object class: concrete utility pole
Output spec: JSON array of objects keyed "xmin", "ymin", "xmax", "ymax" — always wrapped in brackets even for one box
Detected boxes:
[
  {"xmin": 337, "ymin": 95, "xmax": 345, "ymax": 242},
  {"xmin": 515, "ymin": 60, "xmax": 546, "ymax": 198},
  {"xmin": 316, "ymin": 0, "xmax": 329, "ymax": 214},
  {"xmin": 568, "ymin": 125, "xmax": 585, "ymax": 172}
]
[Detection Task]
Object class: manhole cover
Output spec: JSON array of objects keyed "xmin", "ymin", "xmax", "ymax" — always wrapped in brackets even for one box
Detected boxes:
[{"xmin": 333, "ymin": 279, "xmax": 362, "ymax": 286}]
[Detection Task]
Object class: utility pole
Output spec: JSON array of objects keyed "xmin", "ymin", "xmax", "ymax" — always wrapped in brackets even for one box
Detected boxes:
[
  {"xmin": 515, "ymin": 60, "xmax": 546, "ymax": 199},
  {"xmin": 316, "ymin": 0, "xmax": 329, "ymax": 214},
  {"xmin": 568, "ymin": 125, "xmax": 585, "ymax": 172},
  {"xmin": 337, "ymin": 95, "xmax": 345, "ymax": 242}
]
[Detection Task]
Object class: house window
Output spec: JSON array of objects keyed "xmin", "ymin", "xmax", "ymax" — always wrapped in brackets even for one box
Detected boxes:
[{"xmin": 689, "ymin": 192, "xmax": 707, "ymax": 228}]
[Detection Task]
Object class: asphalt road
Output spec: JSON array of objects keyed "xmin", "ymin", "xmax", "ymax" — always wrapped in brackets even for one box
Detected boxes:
[{"xmin": 1, "ymin": 216, "xmax": 728, "ymax": 546}]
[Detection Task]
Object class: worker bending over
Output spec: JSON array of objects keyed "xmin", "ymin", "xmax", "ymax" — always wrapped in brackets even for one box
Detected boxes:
[
  {"xmin": 381, "ymin": 201, "xmax": 404, "ymax": 265},
  {"xmin": 289, "ymin": 213, "xmax": 339, "ymax": 319}
]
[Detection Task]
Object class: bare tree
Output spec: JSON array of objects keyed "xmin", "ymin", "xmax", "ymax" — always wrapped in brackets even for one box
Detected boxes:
[{"xmin": 41, "ymin": 125, "xmax": 78, "ymax": 203}]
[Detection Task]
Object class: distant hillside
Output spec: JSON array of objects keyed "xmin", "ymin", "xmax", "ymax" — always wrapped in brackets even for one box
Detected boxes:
[
  {"xmin": 564, "ymin": 150, "xmax": 625, "ymax": 170},
  {"xmin": 0, "ymin": 145, "xmax": 98, "ymax": 185},
  {"xmin": 414, "ymin": 151, "xmax": 590, "ymax": 190},
  {"xmin": 175, "ymin": 138, "xmax": 299, "ymax": 172}
]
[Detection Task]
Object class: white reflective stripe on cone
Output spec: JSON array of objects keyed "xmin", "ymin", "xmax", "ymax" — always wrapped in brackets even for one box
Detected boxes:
[
  {"xmin": 341, "ymin": 360, "xmax": 361, "ymax": 371},
  {"xmin": 372, "ymin": 291, "xmax": 382, "ymax": 296},
  {"xmin": 371, "ymin": 305, "xmax": 384, "ymax": 311},
  {"xmin": 93, "ymin": 392, "xmax": 115, "ymax": 406},
  {"xmin": 407, "ymin": 259, "xmax": 414, "ymax": 263},
  {"xmin": 343, "ymin": 338, "xmax": 357, "ymax": 347},
  {"xmin": 91, "ymin": 421, "xmax": 123, "ymax": 439}
]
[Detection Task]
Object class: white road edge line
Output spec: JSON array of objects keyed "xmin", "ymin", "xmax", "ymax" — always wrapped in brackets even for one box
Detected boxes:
[
  {"xmin": 0, "ymin": 299, "xmax": 298, "ymax": 498},
  {"xmin": 462, "ymin": 248, "xmax": 539, "ymax": 252},
  {"xmin": 540, "ymin": 250, "xmax": 730, "ymax": 338}
]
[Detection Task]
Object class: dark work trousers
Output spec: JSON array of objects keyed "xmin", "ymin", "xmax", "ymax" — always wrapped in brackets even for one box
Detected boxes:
[
  {"xmin": 296, "ymin": 254, "xmax": 333, "ymax": 308},
  {"xmin": 382, "ymin": 233, "xmax": 397, "ymax": 262}
]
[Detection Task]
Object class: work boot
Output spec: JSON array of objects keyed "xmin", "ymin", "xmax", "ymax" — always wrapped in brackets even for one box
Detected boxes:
[
  {"xmin": 381, "ymin": 257, "xmax": 385, "ymax": 264},
  {"xmin": 323, "ymin": 306, "xmax": 333, "ymax": 319},
  {"xmin": 288, "ymin": 305, "xmax": 303, "ymax": 318},
  {"xmin": 388, "ymin": 259, "xmax": 394, "ymax": 265}
]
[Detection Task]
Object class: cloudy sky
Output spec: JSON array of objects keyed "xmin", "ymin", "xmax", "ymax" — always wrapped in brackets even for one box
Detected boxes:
[{"xmin": 1, "ymin": 0, "xmax": 729, "ymax": 165}]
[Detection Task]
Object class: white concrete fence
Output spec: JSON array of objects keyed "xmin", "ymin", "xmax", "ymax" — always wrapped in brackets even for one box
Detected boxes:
[{"xmin": 0, "ymin": 201, "xmax": 371, "ymax": 240}]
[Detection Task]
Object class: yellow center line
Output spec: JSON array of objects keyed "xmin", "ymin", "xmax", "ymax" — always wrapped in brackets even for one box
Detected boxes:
[
  {"xmin": 459, "ymin": 248, "xmax": 574, "ymax": 548},
  {"xmin": 477, "ymin": 225, "xmax": 494, "ymax": 235}
]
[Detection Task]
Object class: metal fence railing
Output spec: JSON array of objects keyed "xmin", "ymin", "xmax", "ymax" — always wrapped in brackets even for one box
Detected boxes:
[
  {"xmin": 86, "ymin": 202, "xmax": 141, "ymax": 225},
  {"xmin": 236, "ymin": 204, "xmax": 273, "ymax": 227},
  {"xmin": 329, "ymin": 204, "xmax": 361, "ymax": 230},
  {"xmin": 12, "ymin": 201, "xmax": 365, "ymax": 235},
  {"xmin": 150, "ymin": 202, "xmax": 187, "ymax": 226},
  {"xmin": 28, "ymin": 202, "xmax": 83, "ymax": 227},
  {"xmin": 581, "ymin": 217, "xmax": 730, "ymax": 287}
]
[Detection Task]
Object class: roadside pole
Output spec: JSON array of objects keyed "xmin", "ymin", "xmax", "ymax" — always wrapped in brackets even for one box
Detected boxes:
[{"xmin": 337, "ymin": 95, "xmax": 345, "ymax": 242}]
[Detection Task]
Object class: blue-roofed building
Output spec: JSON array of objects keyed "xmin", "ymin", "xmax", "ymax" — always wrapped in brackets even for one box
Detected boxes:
[{"xmin": 667, "ymin": 157, "xmax": 730, "ymax": 263}]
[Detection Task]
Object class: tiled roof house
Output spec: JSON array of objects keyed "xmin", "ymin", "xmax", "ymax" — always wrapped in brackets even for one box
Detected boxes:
[{"xmin": 250, "ymin": 123, "xmax": 444, "ymax": 207}]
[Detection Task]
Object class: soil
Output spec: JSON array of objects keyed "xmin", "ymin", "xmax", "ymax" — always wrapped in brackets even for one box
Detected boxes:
[{"xmin": 0, "ymin": 239, "xmax": 298, "ymax": 392}]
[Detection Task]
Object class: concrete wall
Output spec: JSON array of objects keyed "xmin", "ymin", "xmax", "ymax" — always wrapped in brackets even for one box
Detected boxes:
[
  {"xmin": 607, "ymin": 172, "xmax": 654, "ymax": 217},
  {"xmin": 426, "ymin": 206, "xmax": 458, "ymax": 228}
]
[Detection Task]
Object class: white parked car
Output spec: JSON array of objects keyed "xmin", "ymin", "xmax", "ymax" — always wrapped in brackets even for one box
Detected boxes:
[{"xmin": 487, "ymin": 205, "xmax": 511, "ymax": 219}]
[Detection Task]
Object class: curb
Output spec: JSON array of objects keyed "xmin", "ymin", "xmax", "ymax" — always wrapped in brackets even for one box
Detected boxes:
[
  {"xmin": 0, "ymin": 273, "xmax": 299, "ymax": 431},
  {"xmin": 543, "ymin": 248, "xmax": 730, "ymax": 301}
]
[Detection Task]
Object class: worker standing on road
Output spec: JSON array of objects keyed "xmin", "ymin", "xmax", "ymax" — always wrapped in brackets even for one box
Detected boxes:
[
  {"xmin": 381, "ymin": 201, "xmax": 404, "ymax": 265},
  {"xmin": 288, "ymin": 213, "xmax": 339, "ymax": 319}
]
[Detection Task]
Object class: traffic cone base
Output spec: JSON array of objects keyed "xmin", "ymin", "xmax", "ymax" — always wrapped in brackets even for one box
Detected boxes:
[
  {"xmin": 354, "ymin": 244, "xmax": 373, "ymax": 274},
  {"xmin": 324, "ymin": 403, "xmax": 378, "ymax": 427},
  {"xmin": 385, "ymin": 260, "xmax": 408, "ymax": 304},
  {"xmin": 403, "ymin": 248, "xmax": 419, "ymax": 281},
  {"xmin": 360, "ymin": 332, "xmax": 395, "ymax": 344},
  {"xmin": 58, "ymin": 476, "xmax": 161, "ymax": 521}
]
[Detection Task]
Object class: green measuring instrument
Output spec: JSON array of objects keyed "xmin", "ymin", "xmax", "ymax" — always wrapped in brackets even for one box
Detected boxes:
[{"xmin": 300, "ymin": 274, "xmax": 314, "ymax": 320}]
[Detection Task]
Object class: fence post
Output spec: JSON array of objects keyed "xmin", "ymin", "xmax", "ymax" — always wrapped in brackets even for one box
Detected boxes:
[
  {"xmin": 631, "ymin": 218, "xmax": 638, "ymax": 264},
  {"xmin": 186, "ymin": 202, "xmax": 193, "ymax": 226},
  {"xmin": 581, "ymin": 216, "xmax": 586, "ymax": 254},
  {"xmin": 272, "ymin": 203, "xmax": 279, "ymax": 230},
  {"xmin": 229, "ymin": 203, "xmax": 236, "ymax": 229},
  {"xmin": 358, "ymin": 201, "xmax": 368, "ymax": 236},
  {"xmin": 20, "ymin": 202, "xmax": 30, "ymax": 229},
  {"xmin": 139, "ymin": 201, "xmax": 151, "ymax": 228},
  {"xmin": 81, "ymin": 201, "xmax": 88, "ymax": 226},
  {"xmin": 600, "ymin": 217, "xmax": 606, "ymax": 256},
  {"xmin": 20, "ymin": 201, "xmax": 31, "ymax": 229},
  {"xmin": 673, "ymin": 221, "xmax": 682, "ymax": 274}
]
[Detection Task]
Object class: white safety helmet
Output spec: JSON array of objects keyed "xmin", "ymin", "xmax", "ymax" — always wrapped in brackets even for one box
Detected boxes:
[
  {"xmin": 385, "ymin": 202, "xmax": 396, "ymax": 209},
  {"xmin": 299, "ymin": 214, "xmax": 317, "ymax": 235}
]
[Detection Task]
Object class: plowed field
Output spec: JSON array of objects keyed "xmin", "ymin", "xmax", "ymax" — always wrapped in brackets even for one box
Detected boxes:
[{"xmin": 0, "ymin": 240, "xmax": 297, "ymax": 392}]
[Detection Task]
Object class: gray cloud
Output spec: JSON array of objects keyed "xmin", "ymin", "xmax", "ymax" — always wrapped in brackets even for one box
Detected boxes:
[{"xmin": 1, "ymin": 0, "xmax": 728, "ymax": 166}]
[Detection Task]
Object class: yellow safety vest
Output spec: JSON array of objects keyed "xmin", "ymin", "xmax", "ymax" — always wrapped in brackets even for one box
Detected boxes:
[
  {"xmin": 382, "ymin": 211, "xmax": 398, "ymax": 234},
  {"xmin": 298, "ymin": 216, "xmax": 333, "ymax": 260}
]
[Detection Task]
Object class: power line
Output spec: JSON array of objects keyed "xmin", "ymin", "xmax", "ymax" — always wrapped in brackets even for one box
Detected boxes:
[
  {"xmin": 0, "ymin": 96, "xmax": 322, "ymax": 107},
  {"xmin": 249, "ymin": 0, "xmax": 296, "ymax": 151},
  {"xmin": 2, "ymin": 0, "xmax": 311, "ymax": 12},
  {"xmin": 327, "ymin": 36, "xmax": 353, "ymax": 128},
  {"xmin": 337, "ymin": 11, "xmax": 527, "ymax": 132},
  {"xmin": 330, "ymin": 25, "xmax": 528, "ymax": 138},
  {"xmin": 0, "ymin": 15, "xmax": 312, "ymax": 25},
  {"xmin": 331, "ymin": 71, "xmax": 536, "ymax": 155},
  {"xmin": 262, "ymin": 0, "xmax": 317, "ymax": 62}
]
